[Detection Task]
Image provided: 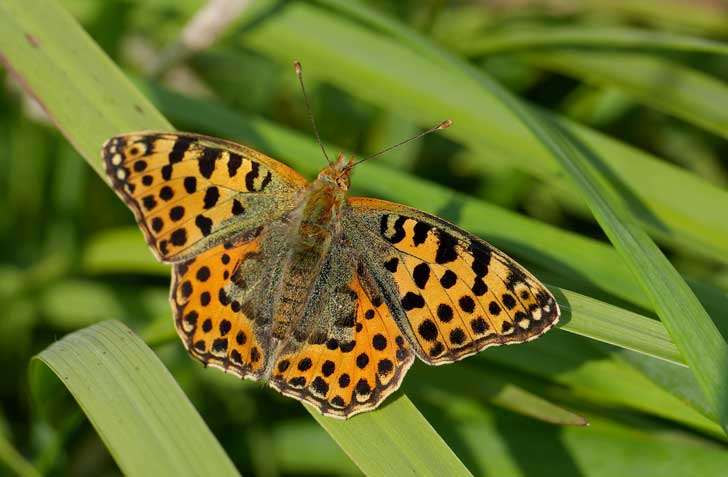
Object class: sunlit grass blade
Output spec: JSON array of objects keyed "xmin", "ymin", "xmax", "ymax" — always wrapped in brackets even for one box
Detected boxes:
[
  {"xmin": 0, "ymin": 0, "xmax": 471, "ymax": 472},
  {"xmin": 29, "ymin": 321, "xmax": 239, "ymax": 476},
  {"xmin": 554, "ymin": 287, "xmax": 684, "ymax": 367},
  {"xmin": 508, "ymin": 105, "xmax": 728, "ymax": 434},
  {"xmin": 306, "ymin": 394, "xmax": 473, "ymax": 477},
  {"xmin": 456, "ymin": 26, "xmax": 728, "ymax": 56},
  {"xmin": 521, "ymin": 50, "xmax": 728, "ymax": 140}
]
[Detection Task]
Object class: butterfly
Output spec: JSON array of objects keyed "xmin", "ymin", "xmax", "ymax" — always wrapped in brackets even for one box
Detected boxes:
[{"xmin": 102, "ymin": 68, "xmax": 558, "ymax": 419}]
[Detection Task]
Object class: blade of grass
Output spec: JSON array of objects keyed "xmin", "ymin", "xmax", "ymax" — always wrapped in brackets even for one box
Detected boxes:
[
  {"xmin": 456, "ymin": 25, "xmax": 728, "ymax": 56},
  {"xmin": 0, "ymin": 0, "xmax": 472, "ymax": 473},
  {"xmin": 554, "ymin": 287, "xmax": 684, "ymax": 367},
  {"xmin": 306, "ymin": 395, "xmax": 473, "ymax": 477},
  {"xmin": 29, "ymin": 321, "xmax": 239, "ymax": 476}
]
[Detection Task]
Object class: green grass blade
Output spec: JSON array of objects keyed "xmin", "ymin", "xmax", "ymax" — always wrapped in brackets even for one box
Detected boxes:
[
  {"xmin": 29, "ymin": 321, "xmax": 239, "ymax": 477},
  {"xmin": 306, "ymin": 395, "xmax": 474, "ymax": 477},
  {"xmin": 555, "ymin": 287, "xmax": 684, "ymax": 367},
  {"xmin": 457, "ymin": 26, "xmax": 728, "ymax": 56},
  {"xmin": 0, "ymin": 0, "xmax": 471, "ymax": 472},
  {"xmin": 509, "ymin": 105, "xmax": 728, "ymax": 433},
  {"xmin": 523, "ymin": 50, "xmax": 728, "ymax": 140}
]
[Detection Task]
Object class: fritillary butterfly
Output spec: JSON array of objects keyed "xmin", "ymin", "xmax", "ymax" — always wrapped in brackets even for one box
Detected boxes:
[{"xmin": 102, "ymin": 65, "xmax": 559, "ymax": 418}]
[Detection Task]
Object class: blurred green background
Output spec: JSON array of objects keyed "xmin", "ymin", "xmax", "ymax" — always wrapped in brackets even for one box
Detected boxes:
[{"xmin": 2, "ymin": 0, "xmax": 728, "ymax": 475}]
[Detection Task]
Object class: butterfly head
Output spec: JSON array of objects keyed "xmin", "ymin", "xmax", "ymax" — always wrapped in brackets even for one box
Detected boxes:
[{"xmin": 317, "ymin": 151, "xmax": 354, "ymax": 190}]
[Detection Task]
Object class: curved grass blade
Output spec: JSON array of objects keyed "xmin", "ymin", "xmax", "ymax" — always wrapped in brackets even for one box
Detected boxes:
[
  {"xmin": 29, "ymin": 321, "xmax": 239, "ymax": 477},
  {"xmin": 306, "ymin": 394, "xmax": 473, "ymax": 477},
  {"xmin": 554, "ymin": 287, "xmax": 684, "ymax": 367},
  {"xmin": 0, "ymin": 0, "xmax": 472, "ymax": 473},
  {"xmin": 456, "ymin": 26, "xmax": 728, "ymax": 56}
]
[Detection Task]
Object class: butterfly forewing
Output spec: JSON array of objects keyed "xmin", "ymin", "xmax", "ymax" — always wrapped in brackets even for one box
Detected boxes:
[
  {"xmin": 103, "ymin": 132, "xmax": 306, "ymax": 262},
  {"xmin": 346, "ymin": 198, "xmax": 559, "ymax": 364}
]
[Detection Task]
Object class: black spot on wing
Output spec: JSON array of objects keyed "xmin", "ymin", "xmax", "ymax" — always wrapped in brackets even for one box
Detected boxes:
[
  {"xmin": 412, "ymin": 221, "xmax": 431, "ymax": 246},
  {"xmin": 227, "ymin": 153, "xmax": 242, "ymax": 177},
  {"xmin": 195, "ymin": 214, "xmax": 213, "ymax": 236},
  {"xmin": 435, "ymin": 232, "xmax": 458, "ymax": 264},
  {"xmin": 245, "ymin": 162, "xmax": 260, "ymax": 191},
  {"xmin": 169, "ymin": 136, "xmax": 194, "ymax": 163},
  {"xmin": 198, "ymin": 148, "xmax": 220, "ymax": 179},
  {"xmin": 412, "ymin": 263, "xmax": 430, "ymax": 289}
]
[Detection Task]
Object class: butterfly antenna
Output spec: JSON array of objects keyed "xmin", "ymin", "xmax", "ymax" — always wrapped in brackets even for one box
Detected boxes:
[
  {"xmin": 294, "ymin": 60, "xmax": 332, "ymax": 166},
  {"xmin": 350, "ymin": 119, "xmax": 453, "ymax": 169}
]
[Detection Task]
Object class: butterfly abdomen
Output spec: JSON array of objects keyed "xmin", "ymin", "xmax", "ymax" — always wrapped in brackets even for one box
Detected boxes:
[{"xmin": 271, "ymin": 181, "xmax": 347, "ymax": 340}]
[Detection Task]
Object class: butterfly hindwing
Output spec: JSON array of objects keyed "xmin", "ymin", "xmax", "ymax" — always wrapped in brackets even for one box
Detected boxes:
[
  {"xmin": 172, "ymin": 234, "xmax": 270, "ymax": 379},
  {"xmin": 267, "ymin": 238, "xmax": 415, "ymax": 418},
  {"xmin": 103, "ymin": 132, "xmax": 306, "ymax": 262},
  {"xmin": 346, "ymin": 198, "xmax": 559, "ymax": 365}
]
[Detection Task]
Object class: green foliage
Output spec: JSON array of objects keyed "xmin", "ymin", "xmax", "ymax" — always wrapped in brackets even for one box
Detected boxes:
[{"xmin": 1, "ymin": 0, "xmax": 728, "ymax": 475}]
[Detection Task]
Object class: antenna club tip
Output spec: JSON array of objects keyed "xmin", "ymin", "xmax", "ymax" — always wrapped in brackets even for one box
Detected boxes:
[
  {"xmin": 438, "ymin": 119, "xmax": 453, "ymax": 130},
  {"xmin": 294, "ymin": 60, "xmax": 302, "ymax": 73}
]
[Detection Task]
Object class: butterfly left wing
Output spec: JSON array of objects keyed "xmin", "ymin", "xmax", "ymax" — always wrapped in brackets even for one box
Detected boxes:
[
  {"xmin": 345, "ymin": 198, "xmax": 559, "ymax": 365},
  {"xmin": 103, "ymin": 132, "xmax": 307, "ymax": 263}
]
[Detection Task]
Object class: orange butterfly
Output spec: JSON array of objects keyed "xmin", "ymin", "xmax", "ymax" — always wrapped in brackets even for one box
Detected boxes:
[{"xmin": 102, "ymin": 63, "xmax": 558, "ymax": 418}]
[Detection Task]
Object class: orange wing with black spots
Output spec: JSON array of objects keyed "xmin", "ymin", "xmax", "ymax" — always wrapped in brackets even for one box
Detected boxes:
[
  {"xmin": 346, "ymin": 198, "xmax": 559, "ymax": 365},
  {"xmin": 268, "ymin": 267, "xmax": 415, "ymax": 418},
  {"xmin": 171, "ymin": 233, "xmax": 271, "ymax": 379},
  {"xmin": 102, "ymin": 132, "xmax": 306, "ymax": 263}
]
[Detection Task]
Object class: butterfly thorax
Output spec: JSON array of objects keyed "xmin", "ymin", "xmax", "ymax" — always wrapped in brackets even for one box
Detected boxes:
[{"xmin": 270, "ymin": 153, "xmax": 354, "ymax": 341}]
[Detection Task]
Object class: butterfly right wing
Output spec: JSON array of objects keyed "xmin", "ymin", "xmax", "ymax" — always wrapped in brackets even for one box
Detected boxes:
[
  {"xmin": 103, "ymin": 132, "xmax": 307, "ymax": 263},
  {"xmin": 345, "ymin": 198, "xmax": 559, "ymax": 365}
]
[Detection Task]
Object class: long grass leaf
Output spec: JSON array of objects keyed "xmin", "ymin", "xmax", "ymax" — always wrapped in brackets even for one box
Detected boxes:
[
  {"xmin": 29, "ymin": 321, "xmax": 239, "ymax": 476},
  {"xmin": 307, "ymin": 395, "xmax": 474, "ymax": 477},
  {"xmin": 457, "ymin": 26, "xmax": 728, "ymax": 56}
]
